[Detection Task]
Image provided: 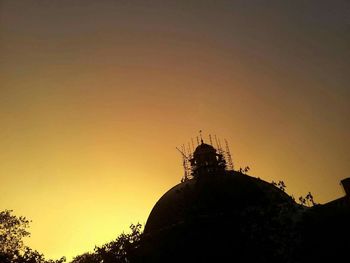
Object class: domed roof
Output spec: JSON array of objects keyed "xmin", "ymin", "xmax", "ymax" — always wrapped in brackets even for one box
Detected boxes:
[
  {"xmin": 193, "ymin": 142, "xmax": 216, "ymax": 156},
  {"xmin": 144, "ymin": 172, "xmax": 294, "ymax": 234}
]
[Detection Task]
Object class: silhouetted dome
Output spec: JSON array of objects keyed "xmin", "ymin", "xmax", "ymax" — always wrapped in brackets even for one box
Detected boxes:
[
  {"xmin": 193, "ymin": 142, "xmax": 216, "ymax": 156},
  {"xmin": 138, "ymin": 141, "xmax": 300, "ymax": 262},
  {"xmin": 137, "ymin": 138, "xmax": 350, "ymax": 263},
  {"xmin": 144, "ymin": 172, "xmax": 294, "ymax": 234}
]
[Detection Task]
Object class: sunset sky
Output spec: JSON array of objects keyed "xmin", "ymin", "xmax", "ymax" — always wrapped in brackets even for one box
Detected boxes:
[{"xmin": 1, "ymin": 0, "xmax": 349, "ymax": 260}]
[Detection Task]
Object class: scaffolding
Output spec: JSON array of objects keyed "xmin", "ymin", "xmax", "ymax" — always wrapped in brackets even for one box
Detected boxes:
[
  {"xmin": 177, "ymin": 132, "xmax": 235, "ymax": 182},
  {"xmin": 224, "ymin": 139, "xmax": 234, "ymax": 170}
]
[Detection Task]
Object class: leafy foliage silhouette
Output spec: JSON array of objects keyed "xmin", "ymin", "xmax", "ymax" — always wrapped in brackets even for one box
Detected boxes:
[
  {"xmin": 299, "ymin": 192, "xmax": 317, "ymax": 207},
  {"xmin": 271, "ymin": 181, "xmax": 317, "ymax": 207},
  {"xmin": 0, "ymin": 210, "xmax": 65, "ymax": 263},
  {"xmin": 71, "ymin": 223, "xmax": 142, "ymax": 263},
  {"xmin": 271, "ymin": 180, "xmax": 287, "ymax": 192},
  {"xmin": 0, "ymin": 210, "xmax": 30, "ymax": 254},
  {"xmin": 1, "ymin": 209, "xmax": 142, "ymax": 263}
]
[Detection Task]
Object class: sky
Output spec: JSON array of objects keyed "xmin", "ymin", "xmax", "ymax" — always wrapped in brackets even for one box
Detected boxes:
[{"xmin": 1, "ymin": 0, "xmax": 349, "ymax": 260}]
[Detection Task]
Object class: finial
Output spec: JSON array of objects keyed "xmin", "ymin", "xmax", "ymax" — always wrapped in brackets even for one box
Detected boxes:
[{"xmin": 199, "ymin": 130, "xmax": 203, "ymax": 144}]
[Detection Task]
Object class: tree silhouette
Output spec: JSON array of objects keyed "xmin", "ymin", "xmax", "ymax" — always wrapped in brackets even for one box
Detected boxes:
[
  {"xmin": 0, "ymin": 210, "xmax": 30, "ymax": 254},
  {"xmin": 70, "ymin": 253, "xmax": 98, "ymax": 263},
  {"xmin": 0, "ymin": 210, "xmax": 65, "ymax": 263},
  {"xmin": 72, "ymin": 223, "xmax": 142, "ymax": 263}
]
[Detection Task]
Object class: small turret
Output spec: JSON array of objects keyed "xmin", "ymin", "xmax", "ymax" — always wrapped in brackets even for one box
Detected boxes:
[
  {"xmin": 189, "ymin": 142, "xmax": 226, "ymax": 177},
  {"xmin": 177, "ymin": 133, "xmax": 235, "ymax": 182}
]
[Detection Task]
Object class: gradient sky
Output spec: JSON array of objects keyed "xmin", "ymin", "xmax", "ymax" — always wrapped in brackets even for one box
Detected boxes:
[{"xmin": 1, "ymin": 0, "xmax": 349, "ymax": 260}]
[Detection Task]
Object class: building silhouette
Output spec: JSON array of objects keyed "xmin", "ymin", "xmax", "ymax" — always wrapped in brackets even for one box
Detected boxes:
[{"xmin": 135, "ymin": 139, "xmax": 350, "ymax": 262}]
